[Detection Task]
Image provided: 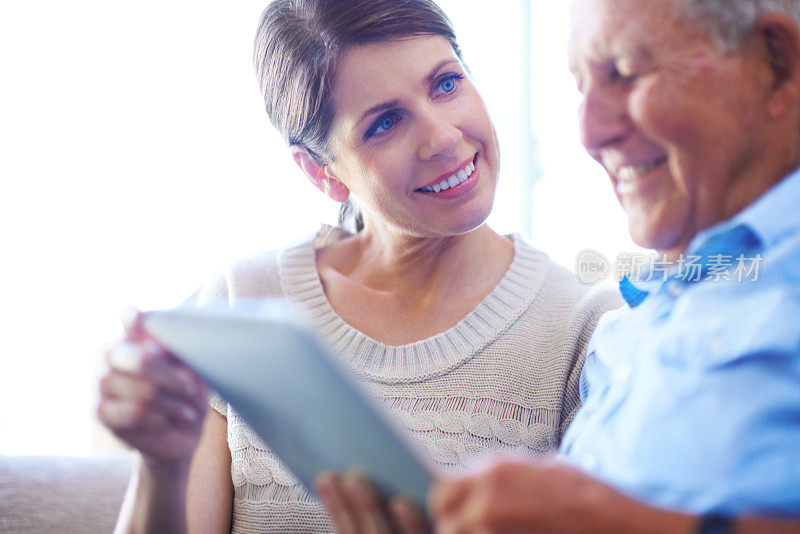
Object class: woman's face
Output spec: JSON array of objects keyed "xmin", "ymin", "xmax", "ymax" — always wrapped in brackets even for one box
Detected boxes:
[{"xmin": 326, "ymin": 35, "xmax": 500, "ymax": 238}]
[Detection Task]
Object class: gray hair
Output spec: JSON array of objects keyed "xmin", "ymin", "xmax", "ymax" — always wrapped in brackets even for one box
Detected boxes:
[{"xmin": 679, "ymin": 0, "xmax": 800, "ymax": 51}]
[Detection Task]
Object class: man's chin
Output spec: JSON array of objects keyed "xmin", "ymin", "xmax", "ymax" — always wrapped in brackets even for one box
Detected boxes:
[{"xmin": 627, "ymin": 219, "xmax": 683, "ymax": 255}]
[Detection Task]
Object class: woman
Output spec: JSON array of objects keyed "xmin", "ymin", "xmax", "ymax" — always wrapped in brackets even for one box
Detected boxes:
[{"xmin": 98, "ymin": 0, "xmax": 619, "ymax": 532}]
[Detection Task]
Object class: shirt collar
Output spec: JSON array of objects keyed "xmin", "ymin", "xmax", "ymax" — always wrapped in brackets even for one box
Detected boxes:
[
  {"xmin": 619, "ymin": 166, "xmax": 800, "ymax": 308},
  {"xmin": 687, "ymin": 166, "xmax": 800, "ymax": 255},
  {"xmin": 619, "ymin": 275, "xmax": 652, "ymax": 308}
]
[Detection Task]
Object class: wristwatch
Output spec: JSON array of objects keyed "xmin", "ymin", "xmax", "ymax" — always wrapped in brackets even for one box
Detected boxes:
[{"xmin": 697, "ymin": 513, "xmax": 734, "ymax": 534}]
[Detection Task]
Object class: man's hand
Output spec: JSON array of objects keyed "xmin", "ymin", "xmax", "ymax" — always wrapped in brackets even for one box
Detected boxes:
[{"xmin": 429, "ymin": 458, "xmax": 694, "ymax": 534}]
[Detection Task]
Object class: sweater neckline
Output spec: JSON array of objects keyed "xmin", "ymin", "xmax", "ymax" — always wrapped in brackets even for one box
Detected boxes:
[{"xmin": 278, "ymin": 226, "xmax": 550, "ymax": 383}]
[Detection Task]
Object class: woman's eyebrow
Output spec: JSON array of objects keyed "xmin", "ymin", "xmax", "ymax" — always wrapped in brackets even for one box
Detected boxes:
[
  {"xmin": 354, "ymin": 58, "xmax": 460, "ymax": 130},
  {"xmin": 426, "ymin": 58, "xmax": 460, "ymax": 84},
  {"xmin": 357, "ymin": 100, "xmax": 400, "ymax": 130}
]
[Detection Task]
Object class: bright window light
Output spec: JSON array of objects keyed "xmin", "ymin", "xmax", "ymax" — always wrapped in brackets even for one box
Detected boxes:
[{"xmin": 0, "ymin": 1, "xmax": 640, "ymax": 456}]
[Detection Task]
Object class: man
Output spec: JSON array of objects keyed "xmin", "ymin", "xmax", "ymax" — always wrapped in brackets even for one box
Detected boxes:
[{"xmin": 430, "ymin": 0, "xmax": 800, "ymax": 532}]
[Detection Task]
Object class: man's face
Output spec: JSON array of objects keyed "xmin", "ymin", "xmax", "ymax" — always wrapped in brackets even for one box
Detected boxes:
[{"xmin": 568, "ymin": 0, "xmax": 774, "ymax": 257}]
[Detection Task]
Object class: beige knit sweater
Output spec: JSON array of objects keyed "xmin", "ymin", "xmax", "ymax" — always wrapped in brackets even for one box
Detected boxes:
[{"xmin": 198, "ymin": 226, "xmax": 621, "ymax": 533}]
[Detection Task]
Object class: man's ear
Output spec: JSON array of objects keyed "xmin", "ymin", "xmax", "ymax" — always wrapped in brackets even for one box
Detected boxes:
[
  {"xmin": 290, "ymin": 145, "xmax": 350, "ymax": 203},
  {"xmin": 756, "ymin": 13, "xmax": 800, "ymax": 118}
]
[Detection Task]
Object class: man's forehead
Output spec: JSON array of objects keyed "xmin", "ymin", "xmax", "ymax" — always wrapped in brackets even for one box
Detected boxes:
[
  {"xmin": 570, "ymin": 0, "xmax": 681, "ymax": 18},
  {"xmin": 568, "ymin": 0, "xmax": 681, "ymax": 64}
]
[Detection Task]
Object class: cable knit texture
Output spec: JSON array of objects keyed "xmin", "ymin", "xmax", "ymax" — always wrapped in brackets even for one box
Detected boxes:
[{"xmin": 201, "ymin": 226, "xmax": 621, "ymax": 533}]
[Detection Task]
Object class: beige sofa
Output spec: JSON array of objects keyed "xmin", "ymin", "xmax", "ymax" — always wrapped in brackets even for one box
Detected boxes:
[{"xmin": 0, "ymin": 455, "xmax": 131, "ymax": 534}]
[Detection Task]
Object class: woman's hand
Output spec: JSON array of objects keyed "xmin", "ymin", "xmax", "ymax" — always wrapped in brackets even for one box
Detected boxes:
[
  {"xmin": 97, "ymin": 309, "xmax": 209, "ymax": 469},
  {"xmin": 316, "ymin": 472, "xmax": 429, "ymax": 534}
]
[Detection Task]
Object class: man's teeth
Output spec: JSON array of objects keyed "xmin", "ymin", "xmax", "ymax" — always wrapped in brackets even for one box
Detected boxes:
[
  {"xmin": 616, "ymin": 159, "xmax": 664, "ymax": 182},
  {"xmin": 420, "ymin": 160, "xmax": 475, "ymax": 193}
]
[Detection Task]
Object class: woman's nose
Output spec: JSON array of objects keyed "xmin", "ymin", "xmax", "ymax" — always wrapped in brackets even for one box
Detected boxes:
[{"xmin": 416, "ymin": 107, "xmax": 462, "ymax": 161}]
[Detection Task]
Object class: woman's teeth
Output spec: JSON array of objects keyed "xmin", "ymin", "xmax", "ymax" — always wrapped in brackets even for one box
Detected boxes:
[{"xmin": 420, "ymin": 160, "xmax": 475, "ymax": 193}]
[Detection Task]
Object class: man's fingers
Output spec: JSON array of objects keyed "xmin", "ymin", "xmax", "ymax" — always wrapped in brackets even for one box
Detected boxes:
[
  {"xmin": 389, "ymin": 497, "xmax": 428, "ymax": 534},
  {"xmin": 429, "ymin": 475, "xmax": 472, "ymax": 516}
]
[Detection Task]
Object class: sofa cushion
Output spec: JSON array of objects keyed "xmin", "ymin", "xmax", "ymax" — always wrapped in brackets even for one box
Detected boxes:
[{"xmin": 0, "ymin": 455, "xmax": 131, "ymax": 534}]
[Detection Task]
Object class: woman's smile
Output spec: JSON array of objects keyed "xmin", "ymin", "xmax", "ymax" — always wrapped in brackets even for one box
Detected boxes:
[{"xmin": 415, "ymin": 153, "xmax": 479, "ymax": 198}]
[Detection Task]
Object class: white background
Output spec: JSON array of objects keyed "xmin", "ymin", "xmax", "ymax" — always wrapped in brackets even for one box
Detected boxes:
[{"xmin": 0, "ymin": 1, "xmax": 638, "ymax": 456}]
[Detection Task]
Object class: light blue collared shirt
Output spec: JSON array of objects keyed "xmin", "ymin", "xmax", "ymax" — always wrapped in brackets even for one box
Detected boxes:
[{"xmin": 560, "ymin": 168, "xmax": 800, "ymax": 515}]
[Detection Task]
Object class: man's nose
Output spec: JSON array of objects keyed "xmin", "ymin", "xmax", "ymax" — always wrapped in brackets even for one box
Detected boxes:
[
  {"xmin": 416, "ymin": 106, "xmax": 461, "ymax": 161},
  {"xmin": 579, "ymin": 83, "xmax": 630, "ymax": 157}
]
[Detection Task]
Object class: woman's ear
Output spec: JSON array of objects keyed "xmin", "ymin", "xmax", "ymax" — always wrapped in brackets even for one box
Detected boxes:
[
  {"xmin": 290, "ymin": 145, "xmax": 350, "ymax": 203},
  {"xmin": 756, "ymin": 12, "xmax": 800, "ymax": 119}
]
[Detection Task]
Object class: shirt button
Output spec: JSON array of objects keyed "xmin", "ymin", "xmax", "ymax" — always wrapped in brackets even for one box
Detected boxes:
[
  {"xmin": 614, "ymin": 362, "xmax": 632, "ymax": 383},
  {"xmin": 706, "ymin": 336, "xmax": 726, "ymax": 355}
]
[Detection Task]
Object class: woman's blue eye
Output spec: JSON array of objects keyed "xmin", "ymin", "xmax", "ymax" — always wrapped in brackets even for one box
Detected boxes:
[
  {"xmin": 377, "ymin": 115, "xmax": 395, "ymax": 132},
  {"xmin": 434, "ymin": 73, "xmax": 463, "ymax": 96},
  {"xmin": 362, "ymin": 74, "xmax": 464, "ymax": 140},
  {"xmin": 365, "ymin": 111, "xmax": 402, "ymax": 139}
]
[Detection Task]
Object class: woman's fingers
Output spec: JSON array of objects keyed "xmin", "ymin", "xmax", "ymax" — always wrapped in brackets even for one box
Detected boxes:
[
  {"xmin": 342, "ymin": 473, "xmax": 394, "ymax": 534},
  {"xmin": 97, "ymin": 310, "xmax": 209, "ymax": 463},
  {"xmin": 317, "ymin": 471, "xmax": 400, "ymax": 534},
  {"xmin": 99, "ymin": 331, "xmax": 207, "ymax": 431},
  {"xmin": 99, "ymin": 372, "xmax": 203, "ymax": 429},
  {"xmin": 113, "ymin": 307, "xmax": 204, "ymax": 400},
  {"xmin": 104, "ymin": 341, "xmax": 202, "ymax": 402},
  {"xmin": 97, "ymin": 397, "xmax": 170, "ymax": 432},
  {"xmin": 119, "ymin": 306, "xmax": 146, "ymax": 340}
]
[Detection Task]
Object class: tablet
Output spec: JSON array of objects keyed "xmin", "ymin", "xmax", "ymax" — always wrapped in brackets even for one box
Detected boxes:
[{"xmin": 142, "ymin": 300, "xmax": 435, "ymax": 509}]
